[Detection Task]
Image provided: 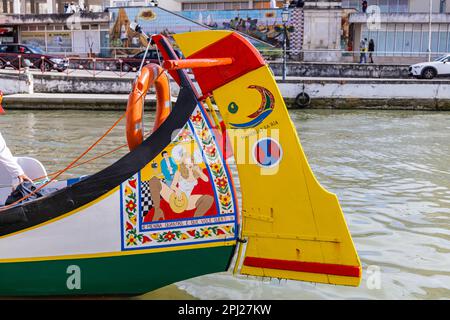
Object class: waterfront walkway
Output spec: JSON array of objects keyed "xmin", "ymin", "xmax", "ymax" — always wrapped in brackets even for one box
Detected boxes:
[{"xmin": 2, "ymin": 69, "xmax": 450, "ymax": 110}]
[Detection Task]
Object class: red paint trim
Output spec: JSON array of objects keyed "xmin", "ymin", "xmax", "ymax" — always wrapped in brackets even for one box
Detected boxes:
[
  {"xmin": 187, "ymin": 33, "xmax": 266, "ymax": 95},
  {"xmin": 243, "ymin": 257, "xmax": 361, "ymax": 278},
  {"xmin": 152, "ymin": 34, "xmax": 181, "ymax": 85}
]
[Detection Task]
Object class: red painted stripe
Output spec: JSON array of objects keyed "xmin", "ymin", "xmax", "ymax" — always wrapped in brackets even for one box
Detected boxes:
[
  {"xmin": 187, "ymin": 33, "xmax": 266, "ymax": 95},
  {"xmin": 243, "ymin": 257, "xmax": 361, "ymax": 278}
]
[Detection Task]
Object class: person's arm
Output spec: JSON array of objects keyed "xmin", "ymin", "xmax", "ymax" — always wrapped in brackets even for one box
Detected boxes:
[
  {"xmin": 0, "ymin": 133, "xmax": 31, "ymax": 184},
  {"xmin": 170, "ymin": 171, "xmax": 180, "ymax": 191},
  {"xmin": 195, "ymin": 166, "xmax": 209, "ymax": 182}
]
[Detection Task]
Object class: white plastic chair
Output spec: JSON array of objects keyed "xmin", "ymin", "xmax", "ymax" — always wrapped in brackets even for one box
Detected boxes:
[{"xmin": 0, "ymin": 157, "xmax": 48, "ymax": 206}]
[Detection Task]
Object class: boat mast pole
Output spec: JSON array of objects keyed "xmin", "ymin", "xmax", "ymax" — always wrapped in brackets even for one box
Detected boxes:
[{"xmin": 130, "ymin": 22, "xmax": 152, "ymax": 75}]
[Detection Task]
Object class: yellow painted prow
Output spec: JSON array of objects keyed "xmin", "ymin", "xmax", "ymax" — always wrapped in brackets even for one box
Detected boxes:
[{"xmin": 174, "ymin": 30, "xmax": 361, "ymax": 286}]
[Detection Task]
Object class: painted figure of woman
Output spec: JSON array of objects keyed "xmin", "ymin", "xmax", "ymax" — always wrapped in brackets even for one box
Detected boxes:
[{"xmin": 149, "ymin": 151, "xmax": 214, "ymax": 221}]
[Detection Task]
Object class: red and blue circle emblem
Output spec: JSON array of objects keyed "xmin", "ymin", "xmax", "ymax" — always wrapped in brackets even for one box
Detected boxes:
[{"xmin": 252, "ymin": 138, "xmax": 283, "ymax": 168}]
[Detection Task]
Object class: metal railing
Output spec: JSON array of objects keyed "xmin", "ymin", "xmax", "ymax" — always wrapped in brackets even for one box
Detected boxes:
[{"xmin": 0, "ymin": 48, "xmax": 446, "ymax": 78}]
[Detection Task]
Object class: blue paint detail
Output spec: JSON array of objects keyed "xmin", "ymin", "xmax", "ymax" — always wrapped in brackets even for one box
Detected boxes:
[
  {"xmin": 230, "ymin": 109, "xmax": 272, "ymax": 129},
  {"xmin": 141, "ymin": 219, "xmax": 235, "ymax": 232},
  {"xmin": 119, "ymin": 181, "xmax": 125, "ymax": 252},
  {"xmin": 187, "ymin": 119, "xmax": 222, "ymax": 215},
  {"xmin": 122, "ymin": 236, "xmax": 237, "ymax": 252},
  {"xmin": 120, "ymin": 102, "xmax": 239, "ymax": 252},
  {"xmin": 196, "ymin": 102, "xmax": 240, "ymax": 239},
  {"xmin": 254, "ymin": 138, "xmax": 282, "ymax": 168},
  {"xmin": 67, "ymin": 176, "xmax": 89, "ymax": 186}
]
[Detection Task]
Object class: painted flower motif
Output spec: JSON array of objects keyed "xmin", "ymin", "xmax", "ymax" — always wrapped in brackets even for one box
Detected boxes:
[
  {"xmin": 150, "ymin": 233, "xmax": 159, "ymax": 240},
  {"xmin": 179, "ymin": 129, "xmax": 191, "ymax": 141},
  {"xmin": 126, "ymin": 234, "xmax": 137, "ymax": 246},
  {"xmin": 204, "ymin": 145, "xmax": 216, "ymax": 157},
  {"xmin": 124, "ymin": 186, "xmax": 133, "ymax": 196},
  {"xmin": 210, "ymin": 162, "xmax": 221, "ymax": 173},
  {"xmin": 217, "ymin": 228, "xmax": 226, "ymax": 235},
  {"xmin": 215, "ymin": 177, "xmax": 228, "ymax": 189},
  {"xmin": 130, "ymin": 215, "xmax": 137, "ymax": 226},
  {"xmin": 187, "ymin": 230, "xmax": 196, "ymax": 237},
  {"xmin": 180, "ymin": 233, "xmax": 189, "ymax": 240},
  {"xmin": 142, "ymin": 235, "xmax": 151, "ymax": 244},
  {"xmin": 219, "ymin": 194, "xmax": 231, "ymax": 207},
  {"xmin": 191, "ymin": 113, "xmax": 202, "ymax": 123},
  {"xmin": 200, "ymin": 129, "xmax": 209, "ymax": 140},
  {"xmin": 223, "ymin": 225, "xmax": 233, "ymax": 234},
  {"xmin": 126, "ymin": 199, "xmax": 137, "ymax": 212},
  {"xmin": 164, "ymin": 231, "xmax": 176, "ymax": 241},
  {"xmin": 128, "ymin": 179, "xmax": 137, "ymax": 189},
  {"xmin": 200, "ymin": 228, "xmax": 213, "ymax": 237},
  {"xmin": 126, "ymin": 222, "xmax": 133, "ymax": 231}
]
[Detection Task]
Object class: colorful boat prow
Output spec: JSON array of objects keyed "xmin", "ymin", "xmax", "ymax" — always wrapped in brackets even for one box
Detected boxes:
[{"xmin": 0, "ymin": 30, "xmax": 361, "ymax": 296}]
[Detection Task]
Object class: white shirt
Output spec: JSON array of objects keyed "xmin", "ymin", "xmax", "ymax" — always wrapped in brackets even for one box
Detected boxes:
[{"xmin": 0, "ymin": 132, "xmax": 24, "ymax": 179}]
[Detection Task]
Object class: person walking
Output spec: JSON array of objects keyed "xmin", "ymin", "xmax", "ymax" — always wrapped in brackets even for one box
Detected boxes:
[
  {"xmin": 362, "ymin": 0, "xmax": 368, "ymax": 13},
  {"xmin": 368, "ymin": 39, "xmax": 375, "ymax": 63},
  {"xmin": 359, "ymin": 37, "xmax": 368, "ymax": 64}
]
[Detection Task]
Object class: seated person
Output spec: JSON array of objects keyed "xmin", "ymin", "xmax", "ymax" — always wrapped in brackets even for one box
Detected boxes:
[{"xmin": 0, "ymin": 132, "xmax": 31, "ymax": 185}]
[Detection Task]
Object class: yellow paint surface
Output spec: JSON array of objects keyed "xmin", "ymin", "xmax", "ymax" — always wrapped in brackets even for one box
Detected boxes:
[
  {"xmin": 173, "ymin": 31, "xmax": 231, "ymax": 57},
  {"xmin": 176, "ymin": 31, "xmax": 362, "ymax": 286}
]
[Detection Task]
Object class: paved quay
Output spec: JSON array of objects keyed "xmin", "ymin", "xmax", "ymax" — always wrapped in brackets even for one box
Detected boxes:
[
  {"xmin": 2, "ymin": 70, "xmax": 450, "ymax": 110},
  {"xmin": 3, "ymin": 93, "xmax": 159, "ymax": 110}
]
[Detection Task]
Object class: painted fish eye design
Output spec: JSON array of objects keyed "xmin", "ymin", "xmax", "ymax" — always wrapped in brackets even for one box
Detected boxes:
[
  {"xmin": 229, "ymin": 85, "xmax": 275, "ymax": 129},
  {"xmin": 228, "ymin": 102, "xmax": 239, "ymax": 114}
]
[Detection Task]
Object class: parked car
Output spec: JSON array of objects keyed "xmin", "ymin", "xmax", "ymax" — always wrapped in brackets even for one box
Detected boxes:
[
  {"xmin": 0, "ymin": 44, "xmax": 69, "ymax": 72},
  {"xmin": 409, "ymin": 54, "xmax": 450, "ymax": 79},
  {"xmin": 117, "ymin": 49, "xmax": 183, "ymax": 72}
]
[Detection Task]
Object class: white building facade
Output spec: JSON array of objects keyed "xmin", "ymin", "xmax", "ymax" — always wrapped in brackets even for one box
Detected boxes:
[
  {"xmin": 0, "ymin": 0, "xmax": 106, "ymax": 13},
  {"xmin": 346, "ymin": 0, "xmax": 450, "ymax": 61}
]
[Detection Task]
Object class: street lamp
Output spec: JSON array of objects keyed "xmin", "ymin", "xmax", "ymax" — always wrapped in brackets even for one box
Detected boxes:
[
  {"xmin": 428, "ymin": 0, "xmax": 433, "ymax": 62},
  {"xmin": 276, "ymin": 2, "xmax": 294, "ymax": 80}
]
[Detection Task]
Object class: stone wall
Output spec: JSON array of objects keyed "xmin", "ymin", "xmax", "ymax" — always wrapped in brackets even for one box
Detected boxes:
[
  {"xmin": 32, "ymin": 73, "xmax": 134, "ymax": 94},
  {"xmin": 269, "ymin": 62, "xmax": 412, "ymax": 78},
  {"xmin": 0, "ymin": 73, "xmax": 29, "ymax": 94}
]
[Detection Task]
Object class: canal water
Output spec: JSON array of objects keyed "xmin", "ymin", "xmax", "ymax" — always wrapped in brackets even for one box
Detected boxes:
[{"xmin": 1, "ymin": 109, "xmax": 449, "ymax": 299}]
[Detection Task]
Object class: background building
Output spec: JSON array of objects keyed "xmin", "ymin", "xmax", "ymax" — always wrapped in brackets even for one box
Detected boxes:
[
  {"xmin": 178, "ymin": 0, "xmax": 284, "ymax": 10},
  {"xmin": 346, "ymin": 0, "xmax": 450, "ymax": 63},
  {"xmin": 302, "ymin": 0, "xmax": 343, "ymax": 62},
  {"xmin": 109, "ymin": 0, "xmax": 179, "ymax": 11},
  {"xmin": 0, "ymin": 0, "xmax": 106, "ymax": 13}
]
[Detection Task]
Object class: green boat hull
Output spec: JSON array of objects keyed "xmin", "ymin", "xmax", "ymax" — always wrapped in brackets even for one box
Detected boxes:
[{"xmin": 0, "ymin": 245, "xmax": 235, "ymax": 297}]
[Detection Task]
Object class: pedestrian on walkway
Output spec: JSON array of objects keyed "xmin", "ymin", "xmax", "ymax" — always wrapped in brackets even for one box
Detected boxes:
[
  {"xmin": 362, "ymin": 1, "xmax": 368, "ymax": 13},
  {"xmin": 368, "ymin": 39, "xmax": 375, "ymax": 63},
  {"xmin": 359, "ymin": 38, "xmax": 368, "ymax": 64}
]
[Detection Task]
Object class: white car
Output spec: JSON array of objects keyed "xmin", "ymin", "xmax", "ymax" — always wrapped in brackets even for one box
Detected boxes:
[{"xmin": 409, "ymin": 54, "xmax": 450, "ymax": 79}]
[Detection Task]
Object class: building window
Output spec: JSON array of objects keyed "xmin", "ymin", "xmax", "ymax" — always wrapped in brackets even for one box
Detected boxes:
[
  {"xmin": 343, "ymin": 0, "xmax": 409, "ymax": 13},
  {"xmin": 362, "ymin": 22, "xmax": 450, "ymax": 57},
  {"xmin": 182, "ymin": 1, "xmax": 276, "ymax": 11},
  {"xmin": 440, "ymin": 0, "xmax": 446, "ymax": 13}
]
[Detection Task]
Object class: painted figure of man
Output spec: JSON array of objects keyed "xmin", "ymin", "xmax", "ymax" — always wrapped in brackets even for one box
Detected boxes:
[{"xmin": 160, "ymin": 150, "xmax": 178, "ymax": 187}]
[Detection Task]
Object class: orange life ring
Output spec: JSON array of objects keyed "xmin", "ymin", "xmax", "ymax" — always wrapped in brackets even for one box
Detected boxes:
[{"xmin": 126, "ymin": 63, "xmax": 171, "ymax": 151}]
